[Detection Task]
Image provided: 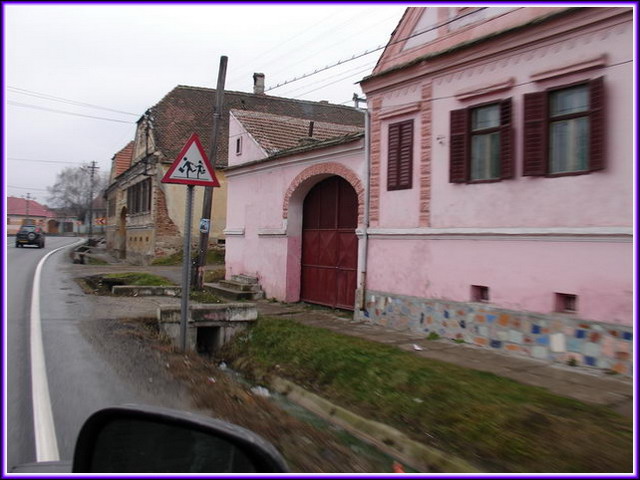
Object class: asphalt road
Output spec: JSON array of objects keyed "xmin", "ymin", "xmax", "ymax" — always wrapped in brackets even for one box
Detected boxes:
[{"xmin": 6, "ymin": 237, "xmax": 193, "ymax": 471}]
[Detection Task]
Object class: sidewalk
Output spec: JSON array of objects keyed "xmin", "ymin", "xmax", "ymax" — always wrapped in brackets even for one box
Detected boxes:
[{"xmin": 66, "ymin": 261, "xmax": 634, "ymax": 418}]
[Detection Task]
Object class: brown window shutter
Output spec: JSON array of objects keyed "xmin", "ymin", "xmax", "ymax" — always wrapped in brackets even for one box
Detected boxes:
[
  {"xmin": 499, "ymin": 98, "xmax": 514, "ymax": 179},
  {"xmin": 449, "ymin": 108, "xmax": 468, "ymax": 183},
  {"xmin": 589, "ymin": 77, "xmax": 605, "ymax": 171},
  {"xmin": 387, "ymin": 122, "xmax": 400, "ymax": 190},
  {"xmin": 398, "ymin": 121, "xmax": 413, "ymax": 189},
  {"xmin": 523, "ymin": 92, "xmax": 547, "ymax": 176}
]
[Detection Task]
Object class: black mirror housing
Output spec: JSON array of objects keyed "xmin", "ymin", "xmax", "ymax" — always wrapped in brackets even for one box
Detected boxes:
[{"xmin": 72, "ymin": 405, "xmax": 288, "ymax": 473}]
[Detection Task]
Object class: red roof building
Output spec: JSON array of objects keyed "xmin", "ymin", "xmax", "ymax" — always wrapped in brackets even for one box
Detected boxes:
[{"xmin": 7, "ymin": 196, "xmax": 53, "ymax": 218}]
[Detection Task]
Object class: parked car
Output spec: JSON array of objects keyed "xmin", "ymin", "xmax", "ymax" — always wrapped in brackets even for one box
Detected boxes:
[{"xmin": 15, "ymin": 225, "xmax": 45, "ymax": 248}]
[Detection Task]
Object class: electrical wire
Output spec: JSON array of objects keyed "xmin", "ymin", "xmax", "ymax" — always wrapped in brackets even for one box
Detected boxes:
[
  {"xmin": 7, "ymin": 101, "xmax": 135, "ymax": 124},
  {"xmin": 8, "ymin": 185, "xmax": 49, "ymax": 192},
  {"xmin": 265, "ymin": 7, "xmax": 490, "ymax": 93},
  {"xmin": 7, "ymin": 86, "xmax": 140, "ymax": 116},
  {"xmin": 278, "ymin": 60, "xmax": 377, "ymax": 97},
  {"xmin": 7, "ymin": 157, "xmax": 87, "ymax": 165}
]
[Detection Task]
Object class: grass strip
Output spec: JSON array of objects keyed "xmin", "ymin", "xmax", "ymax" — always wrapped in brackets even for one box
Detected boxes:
[{"xmin": 222, "ymin": 317, "xmax": 632, "ymax": 473}]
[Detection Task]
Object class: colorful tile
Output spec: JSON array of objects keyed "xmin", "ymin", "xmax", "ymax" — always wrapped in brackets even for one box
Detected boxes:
[
  {"xmin": 532, "ymin": 346, "xmax": 548, "ymax": 359},
  {"xmin": 490, "ymin": 340, "xmax": 502, "ymax": 349},
  {"xmin": 509, "ymin": 330, "xmax": 523, "ymax": 344},
  {"xmin": 583, "ymin": 342, "xmax": 600, "ymax": 357},
  {"xmin": 550, "ymin": 333, "xmax": 566, "ymax": 353},
  {"xmin": 531, "ymin": 325, "xmax": 541, "ymax": 334},
  {"xmin": 566, "ymin": 337, "xmax": 582, "ymax": 353},
  {"xmin": 474, "ymin": 337, "xmax": 488, "ymax": 347},
  {"xmin": 536, "ymin": 336, "xmax": 549, "ymax": 346}
]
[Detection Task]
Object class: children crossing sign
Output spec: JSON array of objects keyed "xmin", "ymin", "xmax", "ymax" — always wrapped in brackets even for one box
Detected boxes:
[{"xmin": 161, "ymin": 133, "xmax": 220, "ymax": 187}]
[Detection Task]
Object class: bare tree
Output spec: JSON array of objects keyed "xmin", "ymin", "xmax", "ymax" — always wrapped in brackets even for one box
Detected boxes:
[{"xmin": 47, "ymin": 165, "xmax": 108, "ymax": 219}]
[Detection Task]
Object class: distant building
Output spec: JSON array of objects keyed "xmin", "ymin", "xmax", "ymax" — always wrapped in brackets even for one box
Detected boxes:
[{"xmin": 6, "ymin": 196, "xmax": 53, "ymax": 234}]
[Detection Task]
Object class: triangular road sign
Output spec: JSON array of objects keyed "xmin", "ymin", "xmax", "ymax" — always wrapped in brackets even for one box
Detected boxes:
[{"xmin": 161, "ymin": 133, "xmax": 220, "ymax": 187}]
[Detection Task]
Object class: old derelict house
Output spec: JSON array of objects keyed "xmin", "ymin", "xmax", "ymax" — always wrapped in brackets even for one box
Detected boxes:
[{"xmin": 105, "ymin": 77, "xmax": 364, "ymax": 265}]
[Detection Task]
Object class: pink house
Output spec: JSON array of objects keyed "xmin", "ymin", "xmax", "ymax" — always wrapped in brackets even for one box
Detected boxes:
[
  {"xmin": 359, "ymin": 7, "xmax": 633, "ymax": 373},
  {"xmin": 224, "ymin": 107, "xmax": 366, "ymax": 308}
]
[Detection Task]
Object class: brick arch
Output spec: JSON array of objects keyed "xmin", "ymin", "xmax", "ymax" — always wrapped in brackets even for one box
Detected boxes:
[{"xmin": 283, "ymin": 162, "xmax": 365, "ymax": 224}]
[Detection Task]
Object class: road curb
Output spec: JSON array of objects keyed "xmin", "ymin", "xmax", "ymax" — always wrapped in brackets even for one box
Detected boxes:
[{"xmin": 268, "ymin": 376, "xmax": 481, "ymax": 473}]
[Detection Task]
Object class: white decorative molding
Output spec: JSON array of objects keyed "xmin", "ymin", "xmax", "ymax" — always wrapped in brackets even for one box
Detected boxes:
[
  {"xmin": 257, "ymin": 228, "xmax": 287, "ymax": 237},
  {"xmin": 224, "ymin": 143, "xmax": 363, "ymax": 178},
  {"xmin": 223, "ymin": 227, "xmax": 245, "ymax": 236},
  {"xmin": 379, "ymin": 102, "xmax": 422, "ymax": 120},
  {"xmin": 366, "ymin": 226, "xmax": 632, "ymax": 242},
  {"xmin": 454, "ymin": 78, "xmax": 515, "ymax": 101},
  {"xmin": 530, "ymin": 54, "xmax": 607, "ymax": 82}
]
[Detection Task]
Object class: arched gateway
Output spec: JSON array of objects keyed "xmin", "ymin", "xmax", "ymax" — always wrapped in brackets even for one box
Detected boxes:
[{"xmin": 300, "ymin": 176, "xmax": 358, "ymax": 310}]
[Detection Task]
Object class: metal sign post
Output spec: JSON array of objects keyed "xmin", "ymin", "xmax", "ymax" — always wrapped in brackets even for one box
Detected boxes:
[
  {"xmin": 180, "ymin": 185, "xmax": 195, "ymax": 351},
  {"xmin": 161, "ymin": 133, "xmax": 220, "ymax": 352}
]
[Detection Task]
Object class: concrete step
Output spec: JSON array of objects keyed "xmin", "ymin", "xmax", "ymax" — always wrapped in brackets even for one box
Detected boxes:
[
  {"xmin": 204, "ymin": 283, "xmax": 264, "ymax": 301},
  {"xmin": 232, "ymin": 274, "xmax": 259, "ymax": 285},
  {"xmin": 219, "ymin": 279, "xmax": 259, "ymax": 292}
]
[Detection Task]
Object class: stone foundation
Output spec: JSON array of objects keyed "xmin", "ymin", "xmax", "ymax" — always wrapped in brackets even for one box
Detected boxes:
[{"xmin": 358, "ymin": 291, "xmax": 633, "ymax": 376}]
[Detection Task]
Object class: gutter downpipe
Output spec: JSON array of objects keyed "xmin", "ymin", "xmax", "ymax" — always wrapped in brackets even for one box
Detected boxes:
[{"xmin": 357, "ymin": 104, "xmax": 371, "ymax": 315}]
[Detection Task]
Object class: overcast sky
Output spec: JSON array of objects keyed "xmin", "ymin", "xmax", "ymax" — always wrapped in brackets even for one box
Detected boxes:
[{"xmin": 4, "ymin": 3, "xmax": 408, "ymax": 204}]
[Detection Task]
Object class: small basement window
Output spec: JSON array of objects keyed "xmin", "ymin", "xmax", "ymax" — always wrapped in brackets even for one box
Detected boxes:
[
  {"xmin": 555, "ymin": 293, "xmax": 577, "ymax": 313},
  {"xmin": 471, "ymin": 285, "xmax": 489, "ymax": 302}
]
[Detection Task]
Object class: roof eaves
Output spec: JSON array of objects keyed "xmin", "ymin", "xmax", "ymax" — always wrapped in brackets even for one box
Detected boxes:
[
  {"xmin": 360, "ymin": 7, "xmax": 581, "ymax": 85},
  {"xmin": 224, "ymin": 132, "xmax": 364, "ymax": 172}
]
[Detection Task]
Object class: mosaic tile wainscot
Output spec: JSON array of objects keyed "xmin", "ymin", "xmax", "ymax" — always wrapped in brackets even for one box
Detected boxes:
[{"xmin": 358, "ymin": 291, "xmax": 633, "ymax": 376}]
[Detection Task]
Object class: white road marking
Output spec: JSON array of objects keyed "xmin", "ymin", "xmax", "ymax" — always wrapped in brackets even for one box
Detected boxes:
[{"xmin": 30, "ymin": 240, "xmax": 84, "ymax": 462}]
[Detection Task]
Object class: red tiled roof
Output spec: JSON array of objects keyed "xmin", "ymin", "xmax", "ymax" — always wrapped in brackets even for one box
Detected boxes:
[
  {"xmin": 111, "ymin": 141, "xmax": 134, "ymax": 179},
  {"xmin": 7, "ymin": 196, "xmax": 53, "ymax": 218},
  {"xmin": 232, "ymin": 109, "xmax": 363, "ymax": 155},
  {"xmin": 147, "ymin": 85, "xmax": 364, "ymax": 167}
]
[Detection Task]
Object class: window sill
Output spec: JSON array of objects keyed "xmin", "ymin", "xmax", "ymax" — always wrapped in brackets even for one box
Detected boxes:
[
  {"xmin": 545, "ymin": 169, "xmax": 592, "ymax": 178},
  {"xmin": 461, "ymin": 178, "xmax": 503, "ymax": 184}
]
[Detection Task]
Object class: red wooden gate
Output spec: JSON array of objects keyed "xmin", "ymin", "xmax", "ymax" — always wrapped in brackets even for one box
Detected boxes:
[{"xmin": 301, "ymin": 176, "xmax": 358, "ymax": 310}]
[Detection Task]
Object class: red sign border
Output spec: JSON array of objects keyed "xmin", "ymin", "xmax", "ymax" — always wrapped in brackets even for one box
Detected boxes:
[{"xmin": 161, "ymin": 133, "xmax": 220, "ymax": 187}]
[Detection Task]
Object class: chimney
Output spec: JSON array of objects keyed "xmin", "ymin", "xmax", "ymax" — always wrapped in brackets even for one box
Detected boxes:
[{"xmin": 253, "ymin": 73, "xmax": 265, "ymax": 95}]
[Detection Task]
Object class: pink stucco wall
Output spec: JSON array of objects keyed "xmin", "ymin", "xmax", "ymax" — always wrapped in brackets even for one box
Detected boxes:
[
  {"xmin": 371, "ymin": 7, "xmax": 633, "ymax": 229},
  {"xmin": 225, "ymin": 114, "xmax": 366, "ymax": 301},
  {"xmin": 228, "ymin": 111, "xmax": 268, "ymax": 167},
  {"xmin": 366, "ymin": 238, "xmax": 633, "ymax": 325},
  {"xmin": 361, "ymin": 7, "xmax": 633, "ymax": 326}
]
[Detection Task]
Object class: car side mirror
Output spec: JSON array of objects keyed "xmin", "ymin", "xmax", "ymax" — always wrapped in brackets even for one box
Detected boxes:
[{"xmin": 72, "ymin": 405, "xmax": 289, "ymax": 473}]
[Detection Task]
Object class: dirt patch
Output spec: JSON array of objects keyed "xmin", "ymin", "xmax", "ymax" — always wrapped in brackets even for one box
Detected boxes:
[{"xmin": 84, "ymin": 315, "xmax": 396, "ymax": 473}]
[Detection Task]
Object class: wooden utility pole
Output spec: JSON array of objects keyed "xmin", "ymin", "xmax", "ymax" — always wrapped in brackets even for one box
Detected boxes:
[
  {"xmin": 86, "ymin": 161, "xmax": 98, "ymax": 240},
  {"xmin": 195, "ymin": 56, "xmax": 227, "ymax": 288}
]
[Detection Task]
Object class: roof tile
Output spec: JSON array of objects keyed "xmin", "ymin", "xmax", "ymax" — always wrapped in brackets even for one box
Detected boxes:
[
  {"xmin": 7, "ymin": 196, "xmax": 53, "ymax": 218},
  {"xmin": 231, "ymin": 110, "xmax": 363, "ymax": 154},
  {"xmin": 148, "ymin": 85, "xmax": 364, "ymax": 167}
]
